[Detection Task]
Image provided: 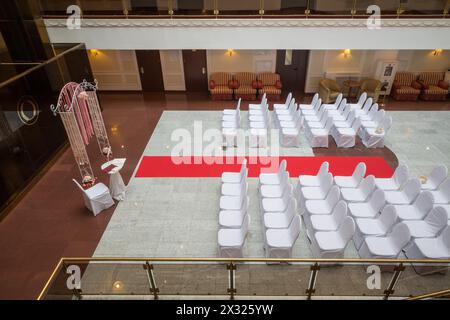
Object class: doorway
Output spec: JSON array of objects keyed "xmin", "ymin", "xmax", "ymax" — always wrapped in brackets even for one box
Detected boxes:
[
  {"xmin": 276, "ymin": 50, "xmax": 309, "ymax": 94},
  {"xmin": 135, "ymin": 50, "xmax": 164, "ymax": 92},
  {"xmin": 182, "ymin": 50, "xmax": 208, "ymax": 92}
]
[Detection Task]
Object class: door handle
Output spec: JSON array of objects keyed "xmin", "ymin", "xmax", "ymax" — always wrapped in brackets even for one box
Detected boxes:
[
  {"xmin": 201, "ymin": 67, "xmax": 206, "ymax": 74},
  {"xmin": 140, "ymin": 67, "xmax": 144, "ymax": 74}
]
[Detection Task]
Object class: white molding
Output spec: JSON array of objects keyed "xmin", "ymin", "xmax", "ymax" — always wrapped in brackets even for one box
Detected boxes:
[{"xmin": 44, "ymin": 18, "xmax": 450, "ymax": 28}]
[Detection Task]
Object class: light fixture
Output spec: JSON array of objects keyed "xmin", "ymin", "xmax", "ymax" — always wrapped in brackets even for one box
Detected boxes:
[
  {"xmin": 343, "ymin": 49, "xmax": 351, "ymax": 58},
  {"xmin": 226, "ymin": 49, "xmax": 235, "ymax": 57},
  {"xmin": 113, "ymin": 281, "xmax": 123, "ymax": 290},
  {"xmin": 432, "ymin": 49, "xmax": 443, "ymax": 56},
  {"xmin": 90, "ymin": 49, "xmax": 99, "ymax": 57}
]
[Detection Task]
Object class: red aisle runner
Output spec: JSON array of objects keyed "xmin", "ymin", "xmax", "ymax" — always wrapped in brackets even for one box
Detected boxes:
[{"xmin": 135, "ymin": 156, "xmax": 393, "ymax": 178}]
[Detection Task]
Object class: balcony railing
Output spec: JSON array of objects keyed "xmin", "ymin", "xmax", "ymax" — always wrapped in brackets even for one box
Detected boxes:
[
  {"xmin": 39, "ymin": 0, "xmax": 450, "ymax": 19},
  {"xmin": 38, "ymin": 257, "xmax": 450, "ymax": 300}
]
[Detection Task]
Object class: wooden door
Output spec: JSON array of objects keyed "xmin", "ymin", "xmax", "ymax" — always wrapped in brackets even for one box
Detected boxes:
[
  {"xmin": 276, "ymin": 50, "xmax": 309, "ymax": 94},
  {"xmin": 135, "ymin": 50, "xmax": 164, "ymax": 92},
  {"xmin": 182, "ymin": 50, "xmax": 208, "ymax": 92}
]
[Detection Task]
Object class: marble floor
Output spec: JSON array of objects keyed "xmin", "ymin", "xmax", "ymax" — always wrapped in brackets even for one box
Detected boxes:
[{"xmin": 94, "ymin": 110, "xmax": 450, "ymax": 259}]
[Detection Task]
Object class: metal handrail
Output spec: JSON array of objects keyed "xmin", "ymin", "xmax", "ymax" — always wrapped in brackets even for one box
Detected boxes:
[
  {"xmin": 407, "ymin": 289, "xmax": 450, "ymax": 300},
  {"xmin": 37, "ymin": 257, "xmax": 450, "ymax": 300}
]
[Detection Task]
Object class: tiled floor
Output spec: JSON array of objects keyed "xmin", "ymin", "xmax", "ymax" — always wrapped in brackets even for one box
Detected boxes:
[{"xmin": 0, "ymin": 92, "xmax": 449, "ymax": 299}]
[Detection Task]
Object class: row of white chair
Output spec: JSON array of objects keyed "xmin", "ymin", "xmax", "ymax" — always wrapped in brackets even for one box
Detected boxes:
[
  {"xmin": 222, "ymin": 98, "xmax": 242, "ymax": 147},
  {"xmin": 299, "ymin": 161, "xmax": 450, "ymax": 261},
  {"xmin": 273, "ymin": 96, "xmax": 303, "ymax": 147},
  {"xmin": 303, "ymin": 92, "xmax": 392, "ymax": 148},
  {"xmin": 259, "ymin": 160, "xmax": 302, "ymax": 258},
  {"xmin": 218, "ymin": 160, "xmax": 250, "ymax": 258},
  {"xmin": 248, "ymin": 94, "xmax": 270, "ymax": 148}
]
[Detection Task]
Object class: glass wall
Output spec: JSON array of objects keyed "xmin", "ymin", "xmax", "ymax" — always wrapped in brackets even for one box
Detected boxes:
[{"xmin": 0, "ymin": 43, "xmax": 94, "ymax": 213}]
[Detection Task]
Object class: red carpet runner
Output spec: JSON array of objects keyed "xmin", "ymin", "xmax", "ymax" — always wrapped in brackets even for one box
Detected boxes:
[{"xmin": 135, "ymin": 156, "xmax": 393, "ymax": 178}]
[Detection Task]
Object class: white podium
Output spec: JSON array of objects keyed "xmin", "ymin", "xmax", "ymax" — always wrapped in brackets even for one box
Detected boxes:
[{"xmin": 101, "ymin": 158, "xmax": 126, "ymax": 201}]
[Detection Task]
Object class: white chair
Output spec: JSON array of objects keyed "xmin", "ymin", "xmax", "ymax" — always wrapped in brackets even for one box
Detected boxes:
[
  {"xmin": 249, "ymin": 93, "xmax": 267, "ymax": 110},
  {"xmin": 220, "ymin": 183, "xmax": 247, "ymax": 211},
  {"xmin": 353, "ymin": 205, "xmax": 398, "ymax": 249},
  {"xmin": 395, "ymin": 191, "xmax": 434, "ymax": 221},
  {"xmin": 221, "ymin": 172, "xmax": 248, "ymax": 196},
  {"xmin": 301, "ymin": 98, "xmax": 322, "ymax": 116},
  {"xmin": 218, "ymin": 214, "xmax": 250, "ymax": 258},
  {"xmin": 309, "ymin": 201, "xmax": 348, "ymax": 232},
  {"xmin": 72, "ymin": 179, "xmax": 114, "ymax": 216},
  {"xmin": 299, "ymin": 93, "xmax": 319, "ymax": 110},
  {"xmin": 384, "ymin": 178, "xmax": 421, "ymax": 205},
  {"xmin": 222, "ymin": 110, "xmax": 240, "ymax": 129},
  {"xmin": 334, "ymin": 162, "xmax": 366, "ymax": 188},
  {"xmin": 405, "ymin": 226, "xmax": 450, "ymax": 260},
  {"xmin": 299, "ymin": 161, "xmax": 329, "ymax": 187},
  {"xmin": 354, "ymin": 97, "xmax": 373, "ymax": 116},
  {"xmin": 358, "ymin": 223, "xmax": 411, "ymax": 259},
  {"xmin": 265, "ymin": 215, "xmax": 301, "ymax": 258},
  {"xmin": 278, "ymin": 109, "xmax": 301, "ymax": 129},
  {"xmin": 219, "ymin": 196, "xmax": 249, "ymax": 229},
  {"xmin": 360, "ymin": 109, "xmax": 386, "ymax": 131},
  {"xmin": 305, "ymin": 117, "xmax": 334, "ymax": 148},
  {"xmin": 249, "ymin": 108, "xmax": 269, "ymax": 129},
  {"xmin": 275, "ymin": 98, "xmax": 296, "ymax": 116},
  {"xmin": 428, "ymin": 179, "xmax": 450, "ymax": 204},
  {"xmin": 326, "ymin": 98, "xmax": 347, "ymax": 115},
  {"xmin": 323, "ymin": 93, "xmax": 343, "ymax": 110},
  {"xmin": 330, "ymin": 117, "xmax": 361, "ymax": 148},
  {"xmin": 274, "ymin": 92, "xmax": 292, "ymax": 111},
  {"xmin": 259, "ymin": 160, "xmax": 287, "ymax": 185},
  {"xmin": 280, "ymin": 120, "xmax": 302, "ymax": 147},
  {"xmin": 303, "ymin": 105, "xmax": 325, "ymax": 122},
  {"xmin": 403, "ymin": 206, "xmax": 448, "ymax": 240},
  {"xmin": 222, "ymin": 127, "xmax": 239, "ymax": 147},
  {"xmin": 359, "ymin": 103, "xmax": 379, "ymax": 121},
  {"xmin": 260, "ymin": 171, "xmax": 290, "ymax": 198},
  {"xmin": 329, "ymin": 104, "xmax": 352, "ymax": 122},
  {"xmin": 277, "ymin": 104, "xmax": 299, "ymax": 123},
  {"xmin": 304, "ymin": 110, "xmax": 329, "ymax": 130},
  {"xmin": 261, "ymin": 187, "xmax": 292, "ymax": 213},
  {"xmin": 298, "ymin": 172, "xmax": 333, "ymax": 201},
  {"xmin": 347, "ymin": 92, "xmax": 367, "ymax": 109},
  {"xmin": 341, "ymin": 175, "xmax": 376, "ymax": 202},
  {"xmin": 421, "ymin": 164, "xmax": 448, "ymax": 191},
  {"xmin": 249, "ymin": 99, "xmax": 268, "ymax": 118},
  {"xmin": 375, "ymin": 164, "xmax": 409, "ymax": 191},
  {"xmin": 360, "ymin": 115, "xmax": 392, "ymax": 148},
  {"xmin": 222, "ymin": 159, "xmax": 247, "ymax": 184},
  {"xmin": 223, "ymin": 98, "xmax": 241, "ymax": 115},
  {"xmin": 348, "ymin": 189, "xmax": 386, "ymax": 218},
  {"xmin": 304, "ymin": 186, "xmax": 340, "ymax": 216},
  {"xmin": 331, "ymin": 110, "xmax": 356, "ymax": 130},
  {"xmin": 308, "ymin": 216, "xmax": 355, "ymax": 258},
  {"xmin": 263, "ymin": 198, "xmax": 297, "ymax": 229}
]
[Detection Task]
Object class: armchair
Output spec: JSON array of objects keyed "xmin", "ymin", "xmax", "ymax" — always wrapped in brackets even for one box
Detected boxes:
[
  {"xmin": 209, "ymin": 72, "xmax": 234, "ymax": 100},
  {"xmin": 319, "ymin": 78, "xmax": 341, "ymax": 104},
  {"xmin": 258, "ymin": 72, "xmax": 282, "ymax": 101},
  {"xmin": 234, "ymin": 72, "xmax": 257, "ymax": 100},
  {"xmin": 390, "ymin": 72, "xmax": 421, "ymax": 101},
  {"xmin": 418, "ymin": 72, "xmax": 449, "ymax": 101},
  {"xmin": 359, "ymin": 79, "xmax": 382, "ymax": 103}
]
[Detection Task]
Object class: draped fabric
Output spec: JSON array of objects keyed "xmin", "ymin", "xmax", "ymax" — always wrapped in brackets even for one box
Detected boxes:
[{"xmin": 59, "ymin": 82, "xmax": 94, "ymax": 145}]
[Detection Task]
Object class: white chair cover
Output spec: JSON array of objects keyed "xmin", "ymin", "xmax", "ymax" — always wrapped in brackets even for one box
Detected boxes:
[
  {"xmin": 334, "ymin": 162, "xmax": 366, "ymax": 188},
  {"xmin": 361, "ymin": 115, "xmax": 392, "ymax": 148},
  {"xmin": 265, "ymin": 215, "xmax": 301, "ymax": 258},
  {"xmin": 422, "ymin": 164, "xmax": 448, "ymax": 191},
  {"xmin": 429, "ymin": 179, "xmax": 450, "ymax": 204},
  {"xmin": 384, "ymin": 178, "xmax": 421, "ymax": 205},
  {"xmin": 375, "ymin": 164, "xmax": 409, "ymax": 191},
  {"xmin": 259, "ymin": 160, "xmax": 287, "ymax": 185},
  {"xmin": 73, "ymin": 179, "xmax": 114, "ymax": 216},
  {"xmin": 305, "ymin": 117, "xmax": 333, "ymax": 148},
  {"xmin": 395, "ymin": 191, "xmax": 434, "ymax": 221},
  {"xmin": 348, "ymin": 189, "xmax": 386, "ymax": 218},
  {"xmin": 218, "ymin": 214, "xmax": 250, "ymax": 258},
  {"xmin": 341, "ymin": 175, "xmax": 376, "ymax": 202},
  {"xmin": 299, "ymin": 161, "xmax": 329, "ymax": 187}
]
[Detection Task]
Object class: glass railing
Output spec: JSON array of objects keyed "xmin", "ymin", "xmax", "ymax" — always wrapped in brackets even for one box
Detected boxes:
[
  {"xmin": 39, "ymin": 0, "xmax": 450, "ymax": 18},
  {"xmin": 38, "ymin": 257, "xmax": 450, "ymax": 300},
  {"xmin": 0, "ymin": 43, "xmax": 94, "ymax": 215}
]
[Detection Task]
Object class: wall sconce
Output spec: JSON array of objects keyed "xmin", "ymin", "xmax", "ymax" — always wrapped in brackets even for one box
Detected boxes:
[
  {"xmin": 343, "ymin": 49, "xmax": 351, "ymax": 58},
  {"xmin": 90, "ymin": 49, "xmax": 100, "ymax": 57},
  {"xmin": 226, "ymin": 49, "xmax": 235, "ymax": 57},
  {"xmin": 432, "ymin": 49, "xmax": 443, "ymax": 56}
]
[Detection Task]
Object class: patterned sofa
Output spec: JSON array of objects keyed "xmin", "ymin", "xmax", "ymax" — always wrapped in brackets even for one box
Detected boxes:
[
  {"xmin": 418, "ymin": 72, "xmax": 449, "ymax": 101},
  {"xmin": 391, "ymin": 72, "xmax": 421, "ymax": 101},
  {"xmin": 209, "ymin": 72, "xmax": 233, "ymax": 100},
  {"xmin": 234, "ymin": 72, "xmax": 257, "ymax": 100},
  {"xmin": 258, "ymin": 72, "xmax": 282, "ymax": 101}
]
